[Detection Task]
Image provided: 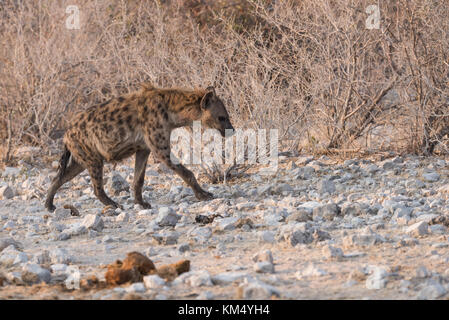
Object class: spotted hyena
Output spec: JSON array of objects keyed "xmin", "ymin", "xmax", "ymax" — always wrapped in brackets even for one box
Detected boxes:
[{"xmin": 45, "ymin": 83, "xmax": 234, "ymax": 212}]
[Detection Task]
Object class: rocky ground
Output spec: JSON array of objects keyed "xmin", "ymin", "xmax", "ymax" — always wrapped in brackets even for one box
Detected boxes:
[{"xmin": 1, "ymin": 152, "xmax": 449, "ymax": 300}]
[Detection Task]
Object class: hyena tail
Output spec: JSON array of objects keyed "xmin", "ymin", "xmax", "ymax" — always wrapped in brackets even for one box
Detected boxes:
[{"xmin": 57, "ymin": 145, "xmax": 71, "ymax": 180}]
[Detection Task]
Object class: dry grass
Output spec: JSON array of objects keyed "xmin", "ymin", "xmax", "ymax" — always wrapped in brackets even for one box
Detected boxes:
[{"xmin": 0, "ymin": 0, "xmax": 448, "ymax": 166}]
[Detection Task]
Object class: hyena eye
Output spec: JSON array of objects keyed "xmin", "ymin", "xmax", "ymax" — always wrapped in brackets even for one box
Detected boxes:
[{"xmin": 218, "ymin": 116, "xmax": 226, "ymax": 122}]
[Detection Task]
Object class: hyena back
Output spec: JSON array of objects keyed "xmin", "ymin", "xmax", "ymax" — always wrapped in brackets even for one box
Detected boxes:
[{"xmin": 45, "ymin": 83, "xmax": 234, "ymax": 212}]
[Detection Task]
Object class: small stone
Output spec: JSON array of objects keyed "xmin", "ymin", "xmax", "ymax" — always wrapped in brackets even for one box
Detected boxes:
[
  {"xmin": 0, "ymin": 186, "xmax": 14, "ymax": 199},
  {"xmin": 2, "ymin": 167, "xmax": 20, "ymax": 177},
  {"xmin": 174, "ymin": 270, "xmax": 212, "ymax": 287},
  {"xmin": 239, "ymin": 281, "xmax": 280, "ymax": 299},
  {"xmin": 217, "ymin": 217, "xmax": 240, "ymax": 231},
  {"xmin": 341, "ymin": 203, "xmax": 363, "ymax": 216},
  {"xmin": 318, "ymin": 179, "xmax": 336, "ymax": 194},
  {"xmin": 33, "ymin": 250, "xmax": 51, "ymax": 264},
  {"xmin": 50, "ymin": 264, "xmax": 68, "ymax": 273},
  {"xmin": 422, "ymin": 172, "xmax": 440, "ymax": 183},
  {"xmin": 297, "ymin": 264, "xmax": 328, "ymax": 277},
  {"xmin": 313, "ymin": 203, "xmax": 340, "ymax": 221},
  {"xmin": 102, "ymin": 235, "xmax": 114, "ymax": 243},
  {"xmin": 156, "ymin": 207, "xmax": 180, "ymax": 227},
  {"xmin": 196, "ymin": 291, "xmax": 214, "ymax": 300},
  {"xmin": 22, "ymin": 263, "xmax": 51, "ymax": 284},
  {"xmin": 81, "ymin": 214, "xmax": 104, "ymax": 232},
  {"xmin": 54, "ymin": 208, "xmax": 71, "ymax": 220},
  {"xmin": 143, "ymin": 275, "xmax": 166, "ymax": 289},
  {"xmin": 178, "ymin": 244, "xmax": 190, "ymax": 253},
  {"xmin": 254, "ymin": 261, "xmax": 275, "ymax": 273},
  {"xmin": 211, "ymin": 272, "xmax": 252, "ymax": 285},
  {"xmin": 116, "ymin": 212, "xmax": 129, "ymax": 223},
  {"xmin": 0, "ymin": 238, "xmax": 22, "ymax": 252},
  {"xmin": 415, "ymin": 266, "xmax": 430, "ymax": 278},
  {"xmin": 322, "ymin": 245, "xmax": 344, "ymax": 260},
  {"xmin": 258, "ymin": 231, "xmax": 275, "ymax": 243},
  {"xmin": 406, "ymin": 221, "xmax": 428, "ymax": 237},
  {"xmin": 285, "ymin": 210, "xmax": 312, "ymax": 223},
  {"xmin": 417, "ymin": 283, "xmax": 447, "ymax": 300},
  {"xmin": 109, "ymin": 173, "xmax": 130, "ymax": 195},
  {"xmin": 125, "ymin": 282, "xmax": 146, "ymax": 293},
  {"xmin": 365, "ymin": 266, "xmax": 389, "ymax": 290},
  {"xmin": 152, "ymin": 232, "xmax": 180, "ymax": 245}
]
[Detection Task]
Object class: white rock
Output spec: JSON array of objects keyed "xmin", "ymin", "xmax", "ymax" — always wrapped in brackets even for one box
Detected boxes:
[
  {"xmin": 144, "ymin": 275, "xmax": 166, "ymax": 289},
  {"xmin": 22, "ymin": 263, "xmax": 51, "ymax": 284},
  {"xmin": 318, "ymin": 179, "xmax": 336, "ymax": 194},
  {"xmin": 406, "ymin": 221, "xmax": 428, "ymax": 237},
  {"xmin": 252, "ymin": 250, "xmax": 274, "ymax": 264},
  {"xmin": 297, "ymin": 264, "xmax": 328, "ymax": 278},
  {"xmin": 81, "ymin": 214, "xmax": 104, "ymax": 231},
  {"xmin": 0, "ymin": 237, "xmax": 22, "ymax": 252},
  {"xmin": 239, "ymin": 280, "xmax": 280, "ymax": 299},
  {"xmin": 258, "ymin": 231, "xmax": 276, "ymax": 243},
  {"xmin": 322, "ymin": 245, "xmax": 344, "ymax": 259},
  {"xmin": 217, "ymin": 217, "xmax": 239, "ymax": 231},
  {"xmin": 417, "ymin": 283, "xmax": 447, "ymax": 300},
  {"xmin": 49, "ymin": 248, "xmax": 73, "ymax": 264},
  {"xmin": 125, "ymin": 282, "xmax": 146, "ymax": 293},
  {"xmin": 54, "ymin": 208, "xmax": 71, "ymax": 220},
  {"xmin": 0, "ymin": 185, "xmax": 14, "ymax": 199},
  {"xmin": 2, "ymin": 167, "xmax": 20, "ymax": 177},
  {"xmin": 33, "ymin": 250, "xmax": 51, "ymax": 264},
  {"xmin": 13, "ymin": 252, "xmax": 28, "ymax": 265},
  {"xmin": 115, "ymin": 212, "xmax": 129, "ymax": 223},
  {"xmin": 156, "ymin": 207, "xmax": 180, "ymax": 227},
  {"xmin": 50, "ymin": 264, "xmax": 68, "ymax": 273},
  {"xmin": 211, "ymin": 272, "xmax": 252, "ymax": 285},
  {"xmin": 365, "ymin": 266, "xmax": 389, "ymax": 290},
  {"xmin": 254, "ymin": 261, "xmax": 275, "ymax": 273},
  {"xmin": 173, "ymin": 270, "xmax": 212, "ymax": 287},
  {"xmin": 196, "ymin": 291, "xmax": 214, "ymax": 300},
  {"xmin": 422, "ymin": 172, "xmax": 440, "ymax": 182}
]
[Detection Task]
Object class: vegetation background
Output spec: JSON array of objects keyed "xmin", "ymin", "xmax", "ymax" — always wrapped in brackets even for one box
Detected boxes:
[{"xmin": 0, "ymin": 0, "xmax": 448, "ymax": 165}]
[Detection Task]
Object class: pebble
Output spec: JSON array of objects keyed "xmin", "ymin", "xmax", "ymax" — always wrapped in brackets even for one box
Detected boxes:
[
  {"xmin": 156, "ymin": 207, "xmax": 180, "ymax": 227},
  {"xmin": 254, "ymin": 261, "xmax": 275, "ymax": 273},
  {"xmin": 81, "ymin": 214, "xmax": 104, "ymax": 232},
  {"xmin": 21, "ymin": 263, "xmax": 51, "ymax": 284},
  {"xmin": 365, "ymin": 266, "xmax": 389, "ymax": 290},
  {"xmin": 417, "ymin": 282, "xmax": 447, "ymax": 300},
  {"xmin": 406, "ymin": 221, "xmax": 429, "ymax": 237},
  {"xmin": 125, "ymin": 282, "xmax": 146, "ymax": 293},
  {"xmin": 143, "ymin": 275, "xmax": 166, "ymax": 289},
  {"xmin": 0, "ymin": 186, "xmax": 14, "ymax": 199},
  {"xmin": 239, "ymin": 280, "xmax": 280, "ymax": 299}
]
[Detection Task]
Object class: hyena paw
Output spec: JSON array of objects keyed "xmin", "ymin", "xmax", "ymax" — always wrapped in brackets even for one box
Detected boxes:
[
  {"xmin": 45, "ymin": 203, "xmax": 56, "ymax": 212},
  {"xmin": 137, "ymin": 201, "xmax": 152, "ymax": 209},
  {"xmin": 195, "ymin": 190, "xmax": 214, "ymax": 201}
]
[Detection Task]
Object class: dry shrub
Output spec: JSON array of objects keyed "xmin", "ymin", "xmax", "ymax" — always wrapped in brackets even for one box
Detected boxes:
[{"xmin": 0, "ymin": 0, "xmax": 447, "ymax": 166}]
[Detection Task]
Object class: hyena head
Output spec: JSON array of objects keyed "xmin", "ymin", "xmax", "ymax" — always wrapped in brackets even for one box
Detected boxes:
[{"xmin": 200, "ymin": 86, "xmax": 234, "ymax": 137}]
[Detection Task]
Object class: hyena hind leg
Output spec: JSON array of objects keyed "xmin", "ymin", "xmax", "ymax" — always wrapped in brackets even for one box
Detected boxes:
[
  {"xmin": 87, "ymin": 162, "xmax": 121, "ymax": 209},
  {"xmin": 45, "ymin": 160, "xmax": 85, "ymax": 212}
]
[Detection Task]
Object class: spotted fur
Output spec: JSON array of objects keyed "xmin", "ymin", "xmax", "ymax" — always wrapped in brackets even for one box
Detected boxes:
[{"xmin": 45, "ymin": 83, "xmax": 234, "ymax": 212}]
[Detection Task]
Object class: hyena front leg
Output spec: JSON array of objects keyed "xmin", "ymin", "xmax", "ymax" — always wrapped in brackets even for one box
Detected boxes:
[
  {"xmin": 133, "ymin": 149, "xmax": 151, "ymax": 208},
  {"xmin": 152, "ymin": 147, "xmax": 213, "ymax": 201},
  {"xmin": 87, "ymin": 161, "xmax": 121, "ymax": 209}
]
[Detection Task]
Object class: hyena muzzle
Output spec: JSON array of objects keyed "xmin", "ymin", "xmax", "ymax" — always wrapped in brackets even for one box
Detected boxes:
[{"xmin": 45, "ymin": 84, "xmax": 234, "ymax": 212}]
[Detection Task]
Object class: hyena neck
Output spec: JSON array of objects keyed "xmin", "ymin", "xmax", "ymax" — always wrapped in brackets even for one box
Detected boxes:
[
  {"xmin": 167, "ymin": 90, "xmax": 205, "ymax": 129},
  {"xmin": 169, "ymin": 104, "xmax": 202, "ymax": 129}
]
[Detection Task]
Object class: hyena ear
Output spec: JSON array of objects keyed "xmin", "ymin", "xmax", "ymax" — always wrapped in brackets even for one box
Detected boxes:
[
  {"xmin": 201, "ymin": 90, "xmax": 215, "ymax": 110},
  {"xmin": 206, "ymin": 86, "xmax": 216, "ymax": 95}
]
